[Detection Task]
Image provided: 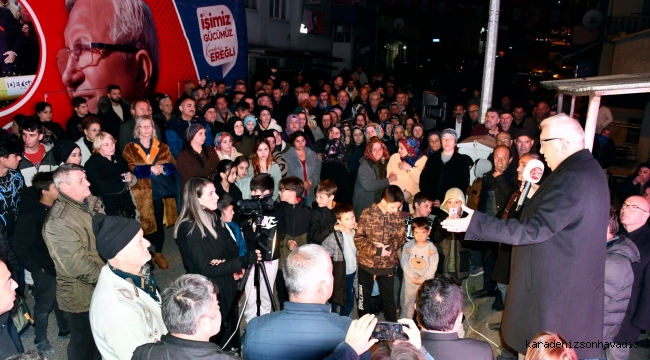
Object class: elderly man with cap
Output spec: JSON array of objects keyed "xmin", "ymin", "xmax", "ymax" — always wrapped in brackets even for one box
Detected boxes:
[
  {"xmin": 514, "ymin": 128, "xmax": 535, "ymax": 158},
  {"xmin": 89, "ymin": 214, "xmax": 167, "ymax": 360},
  {"xmin": 420, "ymin": 128, "xmax": 470, "ymax": 206}
]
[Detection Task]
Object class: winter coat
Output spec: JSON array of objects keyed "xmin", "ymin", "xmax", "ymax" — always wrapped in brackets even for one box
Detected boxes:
[
  {"xmin": 216, "ymin": 148, "xmax": 243, "ymax": 161},
  {"xmin": 465, "ymin": 149, "xmax": 609, "ymax": 359},
  {"xmin": 604, "ymin": 235, "xmax": 640, "ymax": 342},
  {"xmin": 90, "ymin": 265, "xmax": 166, "ymax": 360},
  {"xmin": 13, "ymin": 200, "xmax": 56, "ymax": 276},
  {"xmin": 614, "ymin": 224, "xmax": 650, "ymax": 343},
  {"xmin": 177, "ymin": 146, "xmax": 220, "ymax": 196},
  {"xmin": 132, "ymin": 334, "xmax": 241, "ymax": 360},
  {"xmin": 233, "ymin": 136, "xmax": 254, "ymax": 158},
  {"xmin": 278, "ymin": 201, "xmax": 312, "ymax": 269},
  {"xmin": 85, "ymin": 152, "xmax": 137, "ymax": 217},
  {"xmin": 353, "ymin": 157, "xmax": 389, "ymax": 220},
  {"xmin": 285, "ymin": 147, "xmax": 321, "ymax": 205},
  {"xmin": 477, "ymin": 169, "xmax": 517, "ymax": 217},
  {"xmin": 355, "ymin": 203, "xmax": 405, "ymax": 275},
  {"xmin": 42, "ymin": 193, "xmax": 105, "ymax": 313},
  {"xmin": 243, "ymin": 302, "xmax": 352, "ymax": 360},
  {"xmin": 419, "ymin": 151, "xmax": 470, "ymax": 202},
  {"xmin": 176, "ymin": 220, "xmax": 245, "ymax": 335},
  {"xmin": 386, "ymin": 153, "xmax": 427, "ymax": 212},
  {"xmin": 0, "ymin": 169, "xmax": 23, "ymax": 237},
  {"xmin": 19, "ymin": 144, "xmax": 58, "ymax": 187},
  {"xmin": 307, "ymin": 205, "xmax": 337, "ymax": 245},
  {"xmin": 123, "ymin": 139, "xmax": 178, "ymax": 235},
  {"xmin": 432, "ymin": 212, "xmax": 470, "ymax": 281},
  {"xmin": 322, "ymin": 230, "xmax": 357, "ymax": 306}
]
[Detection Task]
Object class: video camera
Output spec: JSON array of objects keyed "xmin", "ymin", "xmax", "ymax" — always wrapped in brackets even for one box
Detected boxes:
[
  {"xmin": 237, "ymin": 195, "xmax": 275, "ymax": 216},
  {"xmin": 237, "ymin": 195, "xmax": 279, "ymax": 262}
]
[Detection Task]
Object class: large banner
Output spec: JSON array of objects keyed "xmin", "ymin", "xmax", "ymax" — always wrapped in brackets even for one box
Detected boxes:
[{"xmin": 0, "ymin": 0, "xmax": 248, "ymax": 127}]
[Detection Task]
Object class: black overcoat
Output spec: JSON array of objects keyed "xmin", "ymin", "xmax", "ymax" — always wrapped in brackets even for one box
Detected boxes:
[{"xmin": 465, "ymin": 149, "xmax": 609, "ymax": 359}]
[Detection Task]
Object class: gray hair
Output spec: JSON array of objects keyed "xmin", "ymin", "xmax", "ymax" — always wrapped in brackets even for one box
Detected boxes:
[
  {"xmin": 539, "ymin": 114, "xmax": 585, "ymax": 149},
  {"xmin": 161, "ymin": 274, "xmax": 215, "ymax": 335},
  {"xmin": 66, "ymin": 0, "xmax": 160, "ymax": 94},
  {"xmin": 53, "ymin": 163, "xmax": 85, "ymax": 190},
  {"xmin": 283, "ymin": 244, "xmax": 331, "ymax": 297},
  {"xmin": 369, "ymin": 91, "xmax": 380, "ymax": 100},
  {"xmin": 132, "ymin": 115, "xmax": 157, "ymax": 139}
]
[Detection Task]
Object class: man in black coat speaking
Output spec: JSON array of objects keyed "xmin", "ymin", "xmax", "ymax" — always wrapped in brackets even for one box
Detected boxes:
[{"xmin": 442, "ymin": 114, "xmax": 609, "ymax": 359}]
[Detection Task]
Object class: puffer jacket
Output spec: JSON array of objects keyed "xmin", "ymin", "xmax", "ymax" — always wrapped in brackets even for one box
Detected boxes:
[
  {"xmin": 42, "ymin": 192, "xmax": 105, "ymax": 313},
  {"xmin": 604, "ymin": 234, "xmax": 640, "ymax": 341},
  {"xmin": 354, "ymin": 203, "xmax": 405, "ymax": 275}
]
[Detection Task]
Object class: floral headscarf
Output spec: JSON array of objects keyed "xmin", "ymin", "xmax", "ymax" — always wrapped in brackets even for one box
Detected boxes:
[
  {"xmin": 398, "ymin": 136, "xmax": 423, "ymax": 166},
  {"xmin": 328, "ymin": 122, "xmax": 346, "ymax": 144},
  {"xmin": 364, "ymin": 123, "xmax": 384, "ymax": 142},
  {"xmin": 214, "ymin": 132, "xmax": 233, "ymax": 150},
  {"xmin": 364, "ymin": 136, "xmax": 389, "ymax": 164},
  {"xmin": 323, "ymin": 138, "xmax": 348, "ymax": 169},
  {"xmin": 380, "ymin": 120, "xmax": 394, "ymax": 142}
]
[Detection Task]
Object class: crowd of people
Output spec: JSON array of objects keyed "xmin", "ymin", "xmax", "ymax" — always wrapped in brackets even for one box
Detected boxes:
[{"xmin": 0, "ymin": 66, "xmax": 643, "ymax": 360}]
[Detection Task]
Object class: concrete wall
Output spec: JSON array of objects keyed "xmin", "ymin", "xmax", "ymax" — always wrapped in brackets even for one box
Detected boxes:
[
  {"xmin": 245, "ymin": 1, "xmax": 332, "ymax": 54},
  {"xmin": 609, "ymin": 0, "xmax": 643, "ymax": 16},
  {"xmin": 611, "ymin": 30, "xmax": 650, "ymax": 74}
]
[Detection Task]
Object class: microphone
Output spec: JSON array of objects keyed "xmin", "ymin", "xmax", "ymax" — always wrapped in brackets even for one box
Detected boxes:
[{"xmin": 516, "ymin": 159, "xmax": 544, "ymax": 211}]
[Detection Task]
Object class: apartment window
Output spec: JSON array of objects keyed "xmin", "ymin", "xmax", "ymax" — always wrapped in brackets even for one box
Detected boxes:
[
  {"xmin": 245, "ymin": 0, "xmax": 257, "ymax": 9},
  {"xmin": 269, "ymin": 0, "xmax": 287, "ymax": 20}
]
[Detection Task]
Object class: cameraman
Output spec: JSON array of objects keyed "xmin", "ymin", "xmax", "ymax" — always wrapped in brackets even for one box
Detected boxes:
[{"xmin": 241, "ymin": 174, "xmax": 286, "ymax": 322}]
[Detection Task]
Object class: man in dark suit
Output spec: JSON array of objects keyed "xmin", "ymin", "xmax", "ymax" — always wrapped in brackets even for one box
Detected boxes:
[
  {"xmin": 417, "ymin": 275, "xmax": 493, "ymax": 360},
  {"xmin": 442, "ymin": 114, "xmax": 609, "ymax": 359},
  {"xmin": 0, "ymin": 6, "xmax": 22, "ymax": 77},
  {"xmin": 443, "ymin": 104, "xmax": 472, "ymax": 142}
]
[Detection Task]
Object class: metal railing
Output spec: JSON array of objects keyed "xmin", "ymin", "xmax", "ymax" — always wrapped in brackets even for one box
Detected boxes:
[{"xmin": 607, "ymin": 15, "xmax": 650, "ymax": 36}]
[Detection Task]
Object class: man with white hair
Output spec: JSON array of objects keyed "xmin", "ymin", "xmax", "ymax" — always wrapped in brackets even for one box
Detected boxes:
[
  {"xmin": 442, "ymin": 114, "xmax": 609, "ymax": 359},
  {"xmin": 243, "ymin": 244, "xmax": 359, "ymax": 360},
  {"xmin": 59, "ymin": 0, "xmax": 160, "ymax": 114}
]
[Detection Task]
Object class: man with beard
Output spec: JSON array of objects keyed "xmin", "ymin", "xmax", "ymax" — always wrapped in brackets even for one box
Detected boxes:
[
  {"xmin": 467, "ymin": 103, "xmax": 481, "ymax": 129},
  {"xmin": 166, "ymin": 98, "xmax": 213, "ymax": 159},
  {"xmin": 99, "ymin": 85, "xmax": 131, "ymax": 140}
]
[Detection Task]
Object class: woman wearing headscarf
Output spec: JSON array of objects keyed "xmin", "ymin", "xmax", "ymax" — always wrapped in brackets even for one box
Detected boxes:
[
  {"xmin": 352, "ymin": 137, "xmax": 396, "ymax": 219},
  {"xmin": 52, "ymin": 140, "xmax": 82, "ymax": 166},
  {"xmin": 386, "ymin": 136, "xmax": 428, "ymax": 212},
  {"xmin": 320, "ymin": 123, "xmax": 354, "ymax": 203},
  {"xmin": 284, "ymin": 131, "xmax": 320, "ymax": 205},
  {"xmin": 177, "ymin": 123, "xmax": 220, "ymax": 198},
  {"xmin": 426, "ymin": 131, "xmax": 442, "ymax": 155},
  {"xmin": 229, "ymin": 118, "xmax": 254, "ymax": 157},
  {"xmin": 419, "ymin": 128, "xmax": 470, "ymax": 208},
  {"xmin": 214, "ymin": 132, "xmax": 243, "ymax": 160},
  {"xmin": 431, "ymin": 187, "xmax": 471, "ymax": 282},
  {"xmin": 282, "ymin": 113, "xmax": 313, "ymax": 148},
  {"xmin": 243, "ymin": 115, "xmax": 259, "ymax": 140}
]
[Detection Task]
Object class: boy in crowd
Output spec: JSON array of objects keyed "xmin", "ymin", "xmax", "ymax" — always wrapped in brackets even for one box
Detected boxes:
[
  {"xmin": 307, "ymin": 179, "xmax": 337, "ymax": 245},
  {"xmin": 13, "ymin": 172, "xmax": 69, "ymax": 355},
  {"xmin": 275, "ymin": 177, "xmax": 312, "ymax": 309},
  {"xmin": 321, "ymin": 203, "xmax": 357, "ymax": 317},
  {"xmin": 355, "ymin": 185, "xmax": 406, "ymax": 322},
  {"xmin": 400, "ymin": 217, "xmax": 438, "ymax": 319},
  {"xmin": 241, "ymin": 174, "xmax": 286, "ymax": 322},
  {"xmin": 405, "ymin": 192, "xmax": 435, "ymax": 242}
]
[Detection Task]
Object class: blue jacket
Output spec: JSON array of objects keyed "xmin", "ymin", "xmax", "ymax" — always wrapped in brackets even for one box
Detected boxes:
[
  {"xmin": 226, "ymin": 221, "xmax": 248, "ymax": 257},
  {"xmin": 243, "ymin": 302, "xmax": 358, "ymax": 360},
  {"xmin": 165, "ymin": 116, "xmax": 214, "ymax": 159}
]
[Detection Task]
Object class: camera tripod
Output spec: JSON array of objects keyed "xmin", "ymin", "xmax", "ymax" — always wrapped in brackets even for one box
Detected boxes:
[{"xmin": 222, "ymin": 212, "xmax": 278, "ymax": 349}]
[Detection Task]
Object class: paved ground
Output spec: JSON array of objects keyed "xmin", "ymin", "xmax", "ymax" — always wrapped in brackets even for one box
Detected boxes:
[{"xmin": 20, "ymin": 227, "xmax": 650, "ymax": 359}]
